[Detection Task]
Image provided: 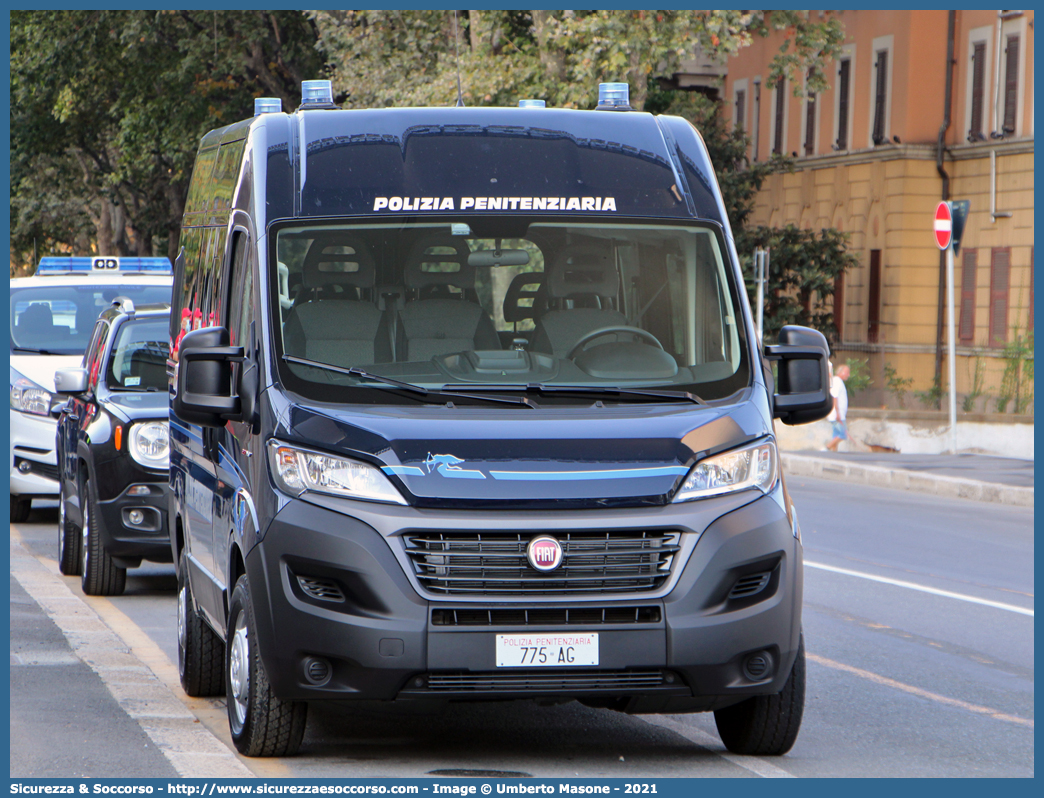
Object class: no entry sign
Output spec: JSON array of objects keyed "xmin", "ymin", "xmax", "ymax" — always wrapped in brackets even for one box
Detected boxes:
[{"xmin": 934, "ymin": 202, "xmax": 952, "ymax": 250}]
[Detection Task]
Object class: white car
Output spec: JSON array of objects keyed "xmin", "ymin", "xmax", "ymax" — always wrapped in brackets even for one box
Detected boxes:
[{"xmin": 10, "ymin": 256, "xmax": 173, "ymax": 521}]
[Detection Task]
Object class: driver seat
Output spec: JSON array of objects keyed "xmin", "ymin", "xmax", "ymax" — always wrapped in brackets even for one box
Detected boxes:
[{"xmin": 530, "ymin": 246, "xmax": 627, "ymax": 357}]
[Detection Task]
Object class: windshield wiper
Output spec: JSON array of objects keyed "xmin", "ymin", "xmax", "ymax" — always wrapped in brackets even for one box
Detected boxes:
[
  {"xmin": 283, "ymin": 355, "xmax": 535, "ymax": 407},
  {"xmin": 442, "ymin": 383, "xmax": 707, "ymax": 406},
  {"xmin": 12, "ymin": 346, "xmax": 61, "ymax": 355}
]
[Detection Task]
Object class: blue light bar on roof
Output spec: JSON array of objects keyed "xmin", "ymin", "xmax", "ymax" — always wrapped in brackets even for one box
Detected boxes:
[{"xmin": 37, "ymin": 256, "xmax": 172, "ymax": 275}]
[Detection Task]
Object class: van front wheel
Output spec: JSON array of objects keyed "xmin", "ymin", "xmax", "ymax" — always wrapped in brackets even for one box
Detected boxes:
[
  {"xmin": 713, "ymin": 634, "xmax": 805, "ymax": 756},
  {"xmin": 178, "ymin": 551, "xmax": 225, "ymax": 696},
  {"xmin": 226, "ymin": 575, "xmax": 307, "ymax": 757}
]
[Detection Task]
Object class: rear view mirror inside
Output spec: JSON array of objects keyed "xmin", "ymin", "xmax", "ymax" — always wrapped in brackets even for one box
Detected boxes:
[{"xmin": 467, "ymin": 249, "xmax": 530, "ymax": 268}]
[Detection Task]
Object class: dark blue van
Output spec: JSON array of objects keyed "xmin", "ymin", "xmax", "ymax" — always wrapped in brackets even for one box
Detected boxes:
[{"xmin": 169, "ymin": 81, "xmax": 831, "ymax": 757}]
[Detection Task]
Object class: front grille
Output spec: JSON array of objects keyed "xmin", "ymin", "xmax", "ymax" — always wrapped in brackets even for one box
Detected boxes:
[
  {"xmin": 728, "ymin": 571, "xmax": 772, "ymax": 599},
  {"xmin": 404, "ymin": 531, "xmax": 681, "ymax": 596},
  {"xmin": 431, "ymin": 606, "xmax": 661, "ymax": 626},
  {"xmin": 296, "ymin": 576, "xmax": 345, "ymax": 603},
  {"xmin": 423, "ymin": 669, "xmax": 671, "ymax": 692}
]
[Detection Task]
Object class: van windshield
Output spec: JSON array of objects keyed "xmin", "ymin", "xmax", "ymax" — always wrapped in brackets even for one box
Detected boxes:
[{"xmin": 270, "ymin": 219, "xmax": 749, "ymax": 404}]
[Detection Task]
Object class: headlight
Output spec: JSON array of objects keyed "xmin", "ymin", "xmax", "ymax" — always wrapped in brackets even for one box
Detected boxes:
[
  {"xmin": 129, "ymin": 421, "xmax": 170, "ymax": 469},
  {"xmin": 10, "ymin": 371, "xmax": 55, "ymax": 417},
  {"xmin": 673, "ymin": 439, "xmax": 778, "ymax": 502},
  {"xmin": 268, "ymin": 441, "xmax": 406, "ymax": 505}
]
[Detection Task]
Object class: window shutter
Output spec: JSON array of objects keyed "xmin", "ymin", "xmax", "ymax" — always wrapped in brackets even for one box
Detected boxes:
[
  {"xmin": 969, "ymin": 42, "xmax": 986, "ymax": 141},
  {"xmin": 959, "ymin": 249, "xmax": 977, "ymax": 344},
  {"xmin": 868, "ymin": 250, "xmax": 882, "ymax": 343},
  {"xmin": 836, "ymin": 59, "xmax": 850, "ymax": 150},
  {"xmin": 989, "ymin": 247, "xmax": 1011, "ymax": 346},
  {"xmin": 773, "ymin": 77, "xmax": 785, "ymax": 154},
  {"xmin": 804, "ymin": 69, "xmax": 816, "ymax": 156},
  {"xmin": 1028, "ymin": 247, "xmax": 1034, "ymax": 331},
  {"xmin": 735, "ymin": 90, "xmax": 746, "ymax": 131},
  {"xmin": 833, "ymin": 273, "xmax": 845, "ymax": 338},
  {"xmin": 872, "ymin": 50, "xmax": 888, "ymax": 145},
  {"xmin": 1002, "ymin": 35, "xmax": 1019, "ymax": 135}
]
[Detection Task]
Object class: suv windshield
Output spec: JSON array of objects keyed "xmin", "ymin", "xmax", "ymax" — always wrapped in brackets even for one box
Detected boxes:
[
  {"xmin": 271, "ymin": 219, "xmax": 749, "ymax": 404},
  {"xmin": 11, "ymin": 284, "xmax": 172, "ymax": 356},
  {"xmin": 105, "ymin": 318, "xmax": 170, "ymax": 391}
]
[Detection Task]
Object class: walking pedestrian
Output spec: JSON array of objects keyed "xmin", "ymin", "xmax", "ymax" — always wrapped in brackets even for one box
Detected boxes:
[{"xmin": 826, "ymin": 363, "xmax": 849, "ymax": 451}]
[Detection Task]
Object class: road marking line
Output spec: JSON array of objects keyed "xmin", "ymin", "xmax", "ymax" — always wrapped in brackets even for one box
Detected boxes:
[
  {"xmin": 808, "ymin": 654, "xmax": 1033, "ymax": 728},
  {"xmin": 10, "ymin": 528, "xmax": 255, "ymax": 778},
  {"xmin": 641, "ymin": 715, "xmax": 796, "ymax": 778},
  {"xmin": 805, "ymin": 561, "xmax": 1034, "ymax": 617}
]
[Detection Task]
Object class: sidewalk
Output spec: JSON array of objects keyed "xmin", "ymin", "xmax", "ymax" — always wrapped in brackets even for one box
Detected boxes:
[{"xmin": 781, "ymin": 451, "xmax": 1034, "ymax": 507}]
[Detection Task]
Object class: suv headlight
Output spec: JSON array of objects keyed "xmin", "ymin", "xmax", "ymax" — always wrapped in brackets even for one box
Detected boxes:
[
  {"xmin": 268, "ymin": 441, "xmax": 406, "ymax": 505},
  {"xmin": 673, "ymin": 439, "xmax": 778, "ymax": 502},
  {"xmin": 129, "ymin": 421, "xmax": 170, "ymax": 469},
  {"xmin": 10, "ymin": 370, "xmax": 55, "ymax": 417}
]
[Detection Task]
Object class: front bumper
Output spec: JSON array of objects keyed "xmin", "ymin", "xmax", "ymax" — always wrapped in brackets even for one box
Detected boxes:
[
  {"xmin": 245, "ymin": 489, "xmax": 802, "ymax": 711},
  {"xmin": 95, "ymin": 481, "xmax": 172, "ymax": 565},
  {"xmin": 10, "ymin": 410, "xmax": 59, "ymax": 497}
]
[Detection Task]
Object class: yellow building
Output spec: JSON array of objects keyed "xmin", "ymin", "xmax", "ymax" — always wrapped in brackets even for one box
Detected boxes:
[{"xmin": 723, "ymin": 10, "xmax": 1034, "ymax": 411}]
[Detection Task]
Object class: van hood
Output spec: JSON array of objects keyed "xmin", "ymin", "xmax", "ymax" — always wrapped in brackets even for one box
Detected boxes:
[{"xmin": 276, "ymin": 398, "xmax": 770, "ymax": 509}]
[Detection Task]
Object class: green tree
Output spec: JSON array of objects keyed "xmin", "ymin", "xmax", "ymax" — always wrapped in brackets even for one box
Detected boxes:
[
  {"xmin": 10, "ymin": 10, "xmax": 324, "ymax": 273},
  {"xmin": 312, "ymin": 10, "xmax": 845, "ymax": 112}
]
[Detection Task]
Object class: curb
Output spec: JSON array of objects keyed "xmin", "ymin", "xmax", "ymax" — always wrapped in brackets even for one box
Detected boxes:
[{"xmin": 781, "ymin": 453, "xmax": 1034, "ymax": 507}]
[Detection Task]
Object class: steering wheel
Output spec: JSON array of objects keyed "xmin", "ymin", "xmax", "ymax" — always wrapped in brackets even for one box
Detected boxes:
[{"xmin": 567, "ymin": 326, "xmax": 664, "ymax": 359}]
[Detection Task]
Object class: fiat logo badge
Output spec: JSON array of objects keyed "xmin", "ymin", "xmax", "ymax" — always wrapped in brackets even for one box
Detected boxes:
[{"xmin": 527, "ymin": 536, "xmax": 563, "ymax": 572}]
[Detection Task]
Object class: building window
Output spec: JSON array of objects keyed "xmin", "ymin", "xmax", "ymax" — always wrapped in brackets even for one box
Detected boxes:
[
  {"xmin": 868, "ymin": 249, "xmax": 882, "ymax": 343},
  {"xmin": 804, "ymin": 68, "xmax": 817, "ymax": 156},
  {"xmin": 752, "ymin": 79, "xmax": 761, "ymax": 161},
  {"xmin": 833, "ymin": 273, "xmax": 845, "ymax": 339},
  {"xmin": 959, "ymin": 249, "xmax": 977, "ymax": 344},
  {"xmin": 735, "ymin": 89, "xmax": 746, "ymax": 132},
  {"xmin": 968, "ymin": 42, "xmax": 987, "ymax": 141},
  {"xmin": 989, "ymin": 247, "xmax": 1010, "ymax": 346},
  {"xmin": 835, "ymin": 57, "xmax": 851, "ymax": 150},
  {"xmin": 1002, "ymin": 34, "xmax": 1020, "ymax": 136},
  {"xmin": 773, "ymin": 76, "xmax": 785, "ymax": 155},
  {"xmin": 872, "ymin": 49, "xmax": 889, "ymax": 145},
  {"xmin": 1029, "ymin": 248, "xmax": 1034, "ymax": 331}
]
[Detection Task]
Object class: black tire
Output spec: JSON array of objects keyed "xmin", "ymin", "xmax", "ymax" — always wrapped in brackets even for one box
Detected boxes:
[
  {"xmin": 11, "ymin": 495, "xmax": 31, "ymax": 523},
  {"xmin": 178, "ymin": 550, "xmax": 225, "ymax": 696},
  {"xmin": 226, "ymin": 574, "xmax": 307, "ymax": 757},
  {"xmin": 714, "ymin": 635, "xmax": 806, "ymax": 756},
  {"xmin": 57, "ymin": 479, "xmax": 82, "ymax": 575},
  {"xmin": 80, "ymin": 477, "xmax": 126, "ymax": 596}
]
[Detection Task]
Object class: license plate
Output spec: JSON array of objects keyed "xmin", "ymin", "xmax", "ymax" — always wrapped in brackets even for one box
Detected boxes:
[{"xmin": 495, "ymin": 633, "xmax": 599, "ymax": 667}]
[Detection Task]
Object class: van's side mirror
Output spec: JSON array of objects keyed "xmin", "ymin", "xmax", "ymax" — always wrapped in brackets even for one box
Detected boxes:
[
  {"xmin": 764, "ymin": 325, "xmax": 833, "ymax": 426},
  {"xmin": 54, "ymin": 367, "xmax": 88, "ymax": 395},
  {"xmin": 173, "ymin": 327, "xmax": 243, "ymax": 428}
]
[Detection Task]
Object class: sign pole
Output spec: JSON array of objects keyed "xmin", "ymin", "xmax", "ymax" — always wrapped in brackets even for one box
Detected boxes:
[
  {"xmin": 755, "ymin": 249, "xmax": 765, "ymax": 345},
  {"xmin": 946, "ymin": 241, "xmax": 958, "ymax": 454}
]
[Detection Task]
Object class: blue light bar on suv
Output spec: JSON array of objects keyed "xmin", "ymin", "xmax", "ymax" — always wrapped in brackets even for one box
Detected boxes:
[{"xmin": 37, "ymin": 256, "xmax": 173, "ymax": 275}]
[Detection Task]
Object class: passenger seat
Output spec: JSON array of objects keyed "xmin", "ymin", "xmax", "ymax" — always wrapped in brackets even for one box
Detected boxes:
[
  {"xmin": 398, "ymin": 237, "xmax": 501, "ymax": 361},
  {"xmin": 530, "ymin": 245, "xmax": 627, "ymax": 357},
  {"xmin": 282, "ymin": 236, "xmax": 390, "ymax": 366}
]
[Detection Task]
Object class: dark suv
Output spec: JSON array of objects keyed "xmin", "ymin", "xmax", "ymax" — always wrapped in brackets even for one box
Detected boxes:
[{"xmin": 54, "ymin": 299, "xmax": 172, "ymax": 595}]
